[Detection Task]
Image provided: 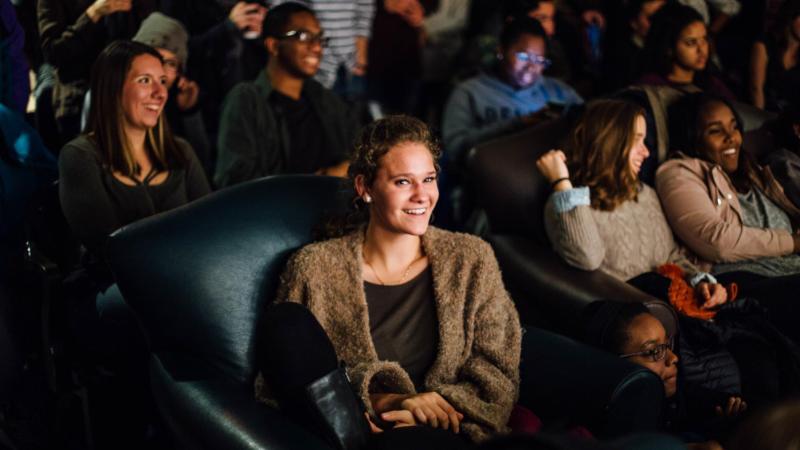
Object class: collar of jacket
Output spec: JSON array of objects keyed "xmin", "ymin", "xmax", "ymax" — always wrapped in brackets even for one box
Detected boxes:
[
  {"xmin": 252, "ymin": 69, "xmax": 337, "ymax": 168},
  {"xmin": 668, "ymin": 151, "xmax": 800, "ymax": 226}
]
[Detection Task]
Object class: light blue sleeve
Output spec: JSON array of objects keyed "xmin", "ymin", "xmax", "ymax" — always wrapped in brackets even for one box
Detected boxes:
[{"xmin": 549, "ymin": 187, "xmax": 590, "ymax": 213}]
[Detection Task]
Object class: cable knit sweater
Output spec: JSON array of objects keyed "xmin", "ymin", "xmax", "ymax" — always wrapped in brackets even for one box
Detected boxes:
[
  {"xmin": 260, "ymin": 226, "xmax": 521, "ymax": 442},
  {"xmin": 544, "ymin": 184, "xmax": 706, "ymax": 281}
]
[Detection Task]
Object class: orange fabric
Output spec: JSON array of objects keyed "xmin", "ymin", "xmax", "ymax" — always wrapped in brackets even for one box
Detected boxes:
[{"xmin": 656, "ymin": 264, "xmax": 737, "ymax": 320}]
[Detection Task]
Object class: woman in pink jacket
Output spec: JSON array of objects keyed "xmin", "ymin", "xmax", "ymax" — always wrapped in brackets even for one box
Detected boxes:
[{"xmin": 656, "ymin": 92, "xmax": 800, "ymax": 341}]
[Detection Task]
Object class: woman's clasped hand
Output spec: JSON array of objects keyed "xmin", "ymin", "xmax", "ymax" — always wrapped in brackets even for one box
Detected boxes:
[{"xmin": 369, "ymin": 392, "xmax": 464, "ymax": 433}]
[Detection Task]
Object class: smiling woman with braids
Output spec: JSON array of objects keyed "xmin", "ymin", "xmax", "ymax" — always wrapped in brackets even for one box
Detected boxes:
[{"xmin": 256, "ymin": 115, "xmax": 520, "ymax": 450}]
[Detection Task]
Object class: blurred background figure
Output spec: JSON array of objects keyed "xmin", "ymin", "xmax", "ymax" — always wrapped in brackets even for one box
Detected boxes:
[
  {"xmin": 748, "ymin": 0, "xmax": 800, "ymax": 113},
  {"xmin": 159, "ymin": 0, "xmax": 269, "ymax": 174},
  {"xmin": 272, "ymin": 0, "xmax": 375, "ymax": 103},
  {"xmin": 37, "ymin": 0, "xmax": 157, "ymax": 147},
  {"xmin": 601, "ymin": 0, "xmax": 666, "ymax": 93},
  {"xmin": 368, "ymin": 0, "xmax": 432, "ymax": 116}
]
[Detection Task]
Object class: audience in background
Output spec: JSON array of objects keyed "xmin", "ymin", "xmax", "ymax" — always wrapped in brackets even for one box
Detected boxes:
[
  {"xmin": 215, "ymin": 2, "xmax": 356, "ymax": 188},
  {"xmin": 748, "ymin": 0, "xmax": 800, "ymax": 112},
  {"xmin": 159, "ymin": 0, "xmax": 268, "ymax": 157},
  {"xmin": 443, "ymin": 17, "xmax": 581, "ymax": 166},
  {"xmin": 677, "ymin": 0, "xmax": 740, "ymax": 35},
  {"xmin": 273, "ymin": 0, "xmax": 375, "ymax": 101},
  {"xmin": 367, "ymin": 0, "xmax": 431, "ymax": 115},
  {"xmin": 601, "ymin": 0, "xmax": 666, "ymax": 93},
  {"xmin": 37, "ymin": 0, "xmax": 157, "ymax": 145},
  {"xmin": 638, "ymin": 3, "xmax": 735, "ymax": 101}
]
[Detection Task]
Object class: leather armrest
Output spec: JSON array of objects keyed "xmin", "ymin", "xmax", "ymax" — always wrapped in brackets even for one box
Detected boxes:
[
  {"xmin": 487, "ymin": 234, "xmax": 677, "ymax": 337},
  {"xmin": 520, "ymin": 327, "xmax": 664, "ymax": 438},
  {"xmin": 149, "ymin": 355, "xmax": 331, "ymax": 450}
]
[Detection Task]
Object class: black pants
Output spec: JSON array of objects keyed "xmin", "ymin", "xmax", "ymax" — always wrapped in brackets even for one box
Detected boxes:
[{"xmin": 259, "ymin": 302, "xmax": 473, "ymax": 450}]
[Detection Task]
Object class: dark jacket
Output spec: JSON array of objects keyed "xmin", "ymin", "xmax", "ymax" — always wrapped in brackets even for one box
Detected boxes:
[{"xmin": 215, "ymin": 69, "xmax": 357, "ymax": 188}]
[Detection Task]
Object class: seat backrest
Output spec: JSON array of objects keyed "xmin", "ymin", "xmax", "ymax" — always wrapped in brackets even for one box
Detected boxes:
[
  {"xmin": 467, "ymin": 117, "xmax": 572, "ymax": 242},
  {"xmin": 108, "ymin": 175, "xmax": 351, "ymax": 385}
]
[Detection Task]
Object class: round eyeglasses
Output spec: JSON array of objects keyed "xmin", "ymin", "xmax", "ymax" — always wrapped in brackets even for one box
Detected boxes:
[{"xmin": 620, "ymin": 339, "xmax": 674, "ymax": 362}]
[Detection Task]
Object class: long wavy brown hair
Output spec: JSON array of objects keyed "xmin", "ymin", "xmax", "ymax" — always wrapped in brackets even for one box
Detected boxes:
[{"xmin": 569, "ymin": 99, "xmax": 646, "ymax": 211}]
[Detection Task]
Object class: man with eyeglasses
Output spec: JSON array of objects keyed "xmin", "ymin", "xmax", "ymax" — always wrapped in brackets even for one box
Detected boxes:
[
  {"xmin": 215, "ymin": 2, "xmax": 356, "ymax": 188},
  {"xmin": 442, "ymin": 17, "xmax": 581, "ymax": 166}
]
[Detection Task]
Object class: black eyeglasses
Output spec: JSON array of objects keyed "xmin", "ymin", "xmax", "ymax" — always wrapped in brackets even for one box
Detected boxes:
[
  {"xmin": 620, "ymin": 339, "xmax": 674, "ymax": 362},
  {"xmin": 275, "ymin": 29, "xmax": 329, "ymax": 47}
]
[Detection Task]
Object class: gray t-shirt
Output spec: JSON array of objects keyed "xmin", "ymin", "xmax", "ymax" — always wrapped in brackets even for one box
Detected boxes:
[
  {"xmin": 364, "ymin": 267, "xmax": 438, "ymax": 390},
  {"xmin": 713, "ymin": 188, "xmax": 800, "ymax": 276}
]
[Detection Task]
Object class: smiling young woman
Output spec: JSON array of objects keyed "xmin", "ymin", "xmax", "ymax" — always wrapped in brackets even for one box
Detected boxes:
[
  {"xmin": 256, "ymin": 115, "xmax": 521, "ymax": 449},
  {"xmin": 59, "ymin": 40, "xmax": 210, "ymax": 265},
  {"xmin": 658, "ymin": 93, "xmax": 800, "ymax": 273}
]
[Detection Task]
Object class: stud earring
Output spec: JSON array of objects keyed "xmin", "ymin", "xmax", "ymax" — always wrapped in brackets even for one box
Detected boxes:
[{"xmin": 364, "ymin": 195, "xmax": 372, "ymax": 203}]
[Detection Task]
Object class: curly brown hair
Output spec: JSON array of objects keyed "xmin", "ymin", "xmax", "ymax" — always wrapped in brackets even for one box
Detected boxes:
[
  {"xmin": 318, "ymin": 115, "xmax": 441, "ymax": 239},
  {"xmin": 348, "ymin": 115, "xmax": 441, "ymax": 188},
  {"xmin": 569, "ymin": 99, "xmax": 646, "ymax": 211}
]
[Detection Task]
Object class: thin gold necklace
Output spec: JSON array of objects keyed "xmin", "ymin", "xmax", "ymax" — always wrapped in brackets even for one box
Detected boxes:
[{"xmin": 364, "ymin": 253, "xmax": 423, "ymax": 286}]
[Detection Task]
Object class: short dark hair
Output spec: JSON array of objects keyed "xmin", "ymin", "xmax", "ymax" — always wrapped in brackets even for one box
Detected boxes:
[
  {"xmin": 641, "ymin": 3, "xmax": 704, "ymax": 76},
  {"xmin": 582, "ymin": 301, "xmax": 651, "ymax": 355},
  {"xmin": 264, "ymin": 2, "xmax": 316, "ymax": 37},
  {"xmin": 499, "ymin": 16, "xmax": 547, "ymax": 49}
]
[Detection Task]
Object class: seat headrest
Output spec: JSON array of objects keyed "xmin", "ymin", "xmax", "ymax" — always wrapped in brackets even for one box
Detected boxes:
[{"xmin": 109, "ymin": 175, "xmax": 352, "ymax": 383}]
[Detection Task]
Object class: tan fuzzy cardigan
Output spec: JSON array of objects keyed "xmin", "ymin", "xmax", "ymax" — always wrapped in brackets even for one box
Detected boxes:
[{"xmin": 260, "ymin": 226, "xmax": 521, "ymax": 442}]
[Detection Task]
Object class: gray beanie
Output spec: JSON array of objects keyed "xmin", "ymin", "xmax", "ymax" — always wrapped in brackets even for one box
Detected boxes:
[{"xmin": 133, "ymin": 12, "xmax": 189, "ymax": 69}]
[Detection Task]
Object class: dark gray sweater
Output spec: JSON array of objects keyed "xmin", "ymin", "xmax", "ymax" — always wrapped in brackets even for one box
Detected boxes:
[{"xmin": 59, "ymin": 135, "xmax": 210, "ymax": 261}]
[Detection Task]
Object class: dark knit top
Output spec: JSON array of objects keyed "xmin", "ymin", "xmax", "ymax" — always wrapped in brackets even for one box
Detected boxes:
[
  {"xmin": 364, "ymin": 267, "xmax": 439, "ymax": 390},
  {"xmin": 59, "ymin": 134, "xmax": 210, "ymax": 271}
]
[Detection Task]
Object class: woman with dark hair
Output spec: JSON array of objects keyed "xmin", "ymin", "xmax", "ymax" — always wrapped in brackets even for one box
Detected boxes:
[
  {"xmin": 257, "ymin": 115, "xmax": 520, "ymax": 449},
  {"xmin": 657, "ymin": 93, "xmax": 800, "ymax": 276},
  {"xmin": 749, "ymin": 0, "xmax": 800, "ymax": 111},
  {"xmin": 637, "ymin": 3, "xmax": 735, "ymax": 101},
  {"xmin": 60, "ymin": 39, "xmax": 210, "ymax": 276},
  {"xmin": 58, "ymin": 40, "xmax": 209, "ymax": 447},
  {"xmin": 537, "ymin": 99, "xmax": 727, "ymax": 306}
]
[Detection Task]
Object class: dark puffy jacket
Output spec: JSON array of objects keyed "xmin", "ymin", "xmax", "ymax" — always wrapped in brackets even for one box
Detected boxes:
[{"xmin": 678, "ymin": 297, "xmax": 800, "ymax": 398}]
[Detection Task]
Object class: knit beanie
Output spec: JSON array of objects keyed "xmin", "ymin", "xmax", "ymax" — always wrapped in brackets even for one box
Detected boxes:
[{"xmin": 133, "ymin": 12, "xmax": 189, "ymax": 69}]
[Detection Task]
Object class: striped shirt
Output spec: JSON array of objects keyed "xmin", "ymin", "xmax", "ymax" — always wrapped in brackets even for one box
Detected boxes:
[{"xmin": 273, "ymin": 0, "xmax": 376, "ymax": 88}]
